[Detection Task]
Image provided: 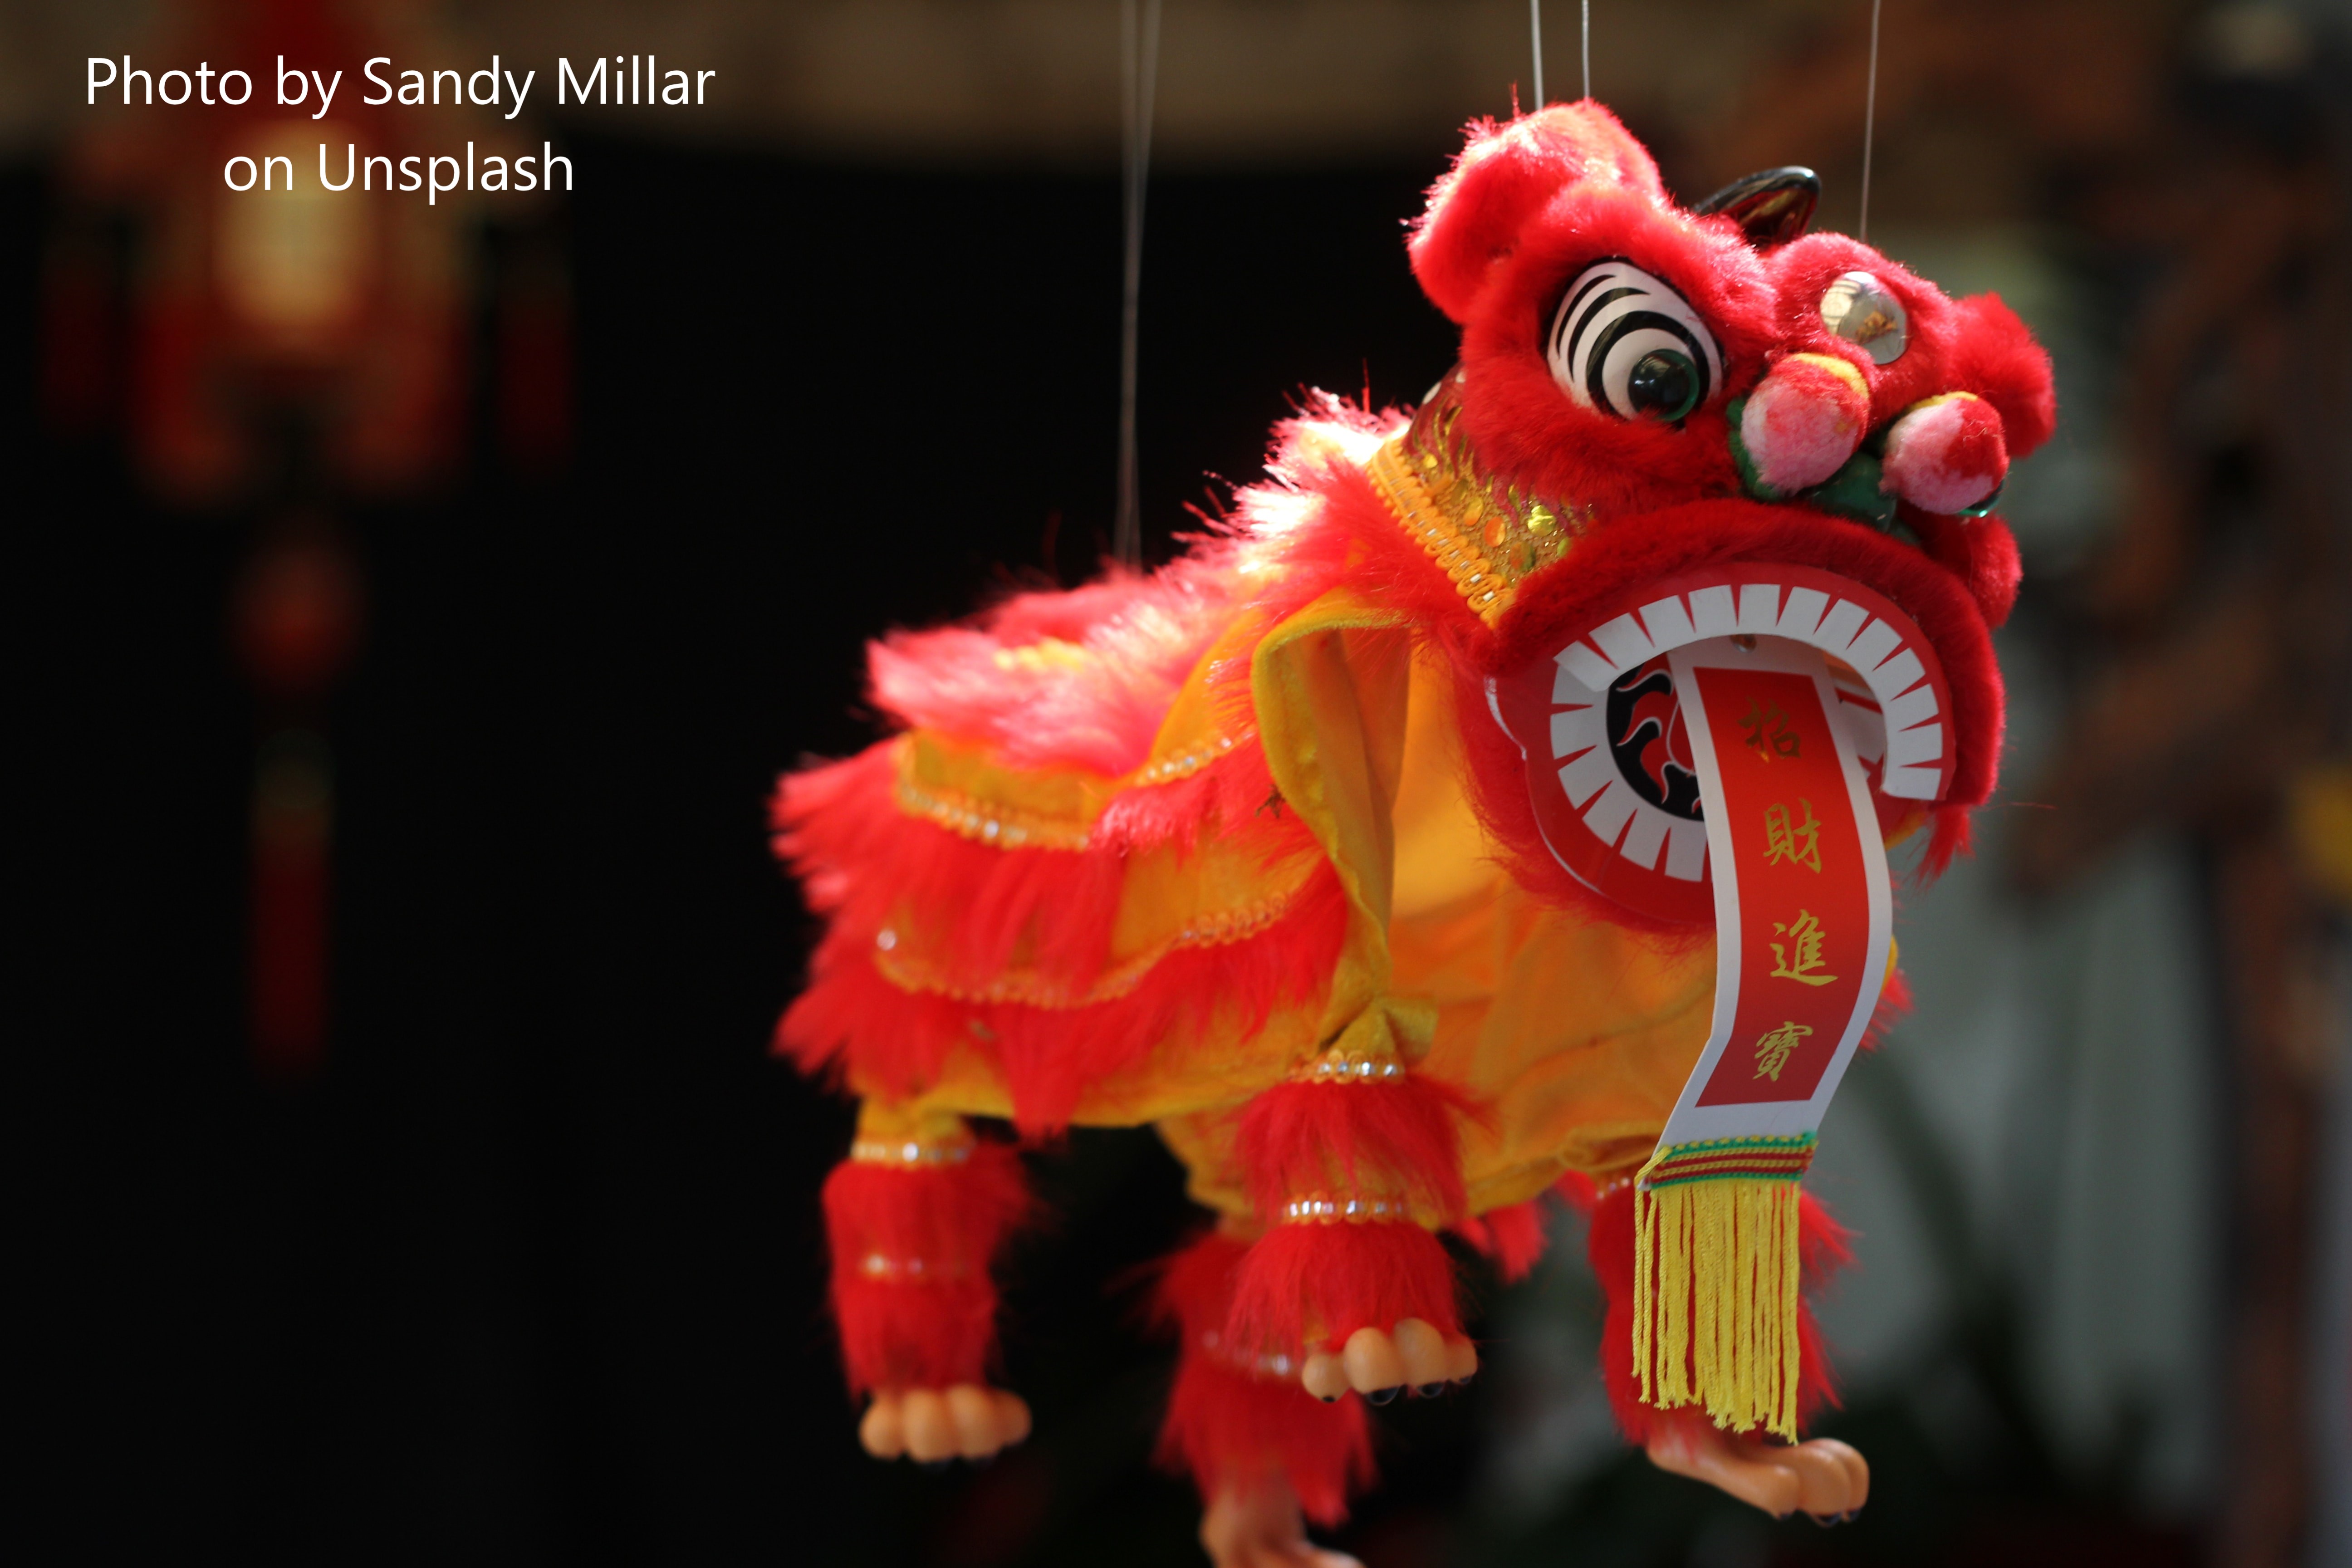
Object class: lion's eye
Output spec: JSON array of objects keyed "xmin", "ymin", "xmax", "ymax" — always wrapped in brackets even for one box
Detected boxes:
[
  {"xmin": 1548, "ymin": 260, "xmax": 1723, "ymax": 422},
  {"xmin": 1819, "ymin": 270, "xmax": 1908, "ymax": 363}
]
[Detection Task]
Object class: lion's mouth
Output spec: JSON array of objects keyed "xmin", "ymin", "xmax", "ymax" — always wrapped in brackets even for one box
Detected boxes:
[{"xmin": 1487, "ymin": 555, "xmax": 1961, "ymax": 925}]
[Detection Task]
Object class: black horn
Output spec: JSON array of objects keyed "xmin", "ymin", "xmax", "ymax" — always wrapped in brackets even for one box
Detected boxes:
[{"xmin": 1692, "ymin": 167, "xmax": 1821, "ymax": 248}]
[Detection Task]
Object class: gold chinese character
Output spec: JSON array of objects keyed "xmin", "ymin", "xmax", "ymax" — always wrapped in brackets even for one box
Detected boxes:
[
  {"xmin": 1740, "ymin": 698, "xmax": 1802, "ymax": 761},
  {"xmin": 1753, "ymin": 1020, "xmax": 1814, "ymax": 1081},
  {"xmin": 1762, "ymin": 799, "xmax": 1824, "ymax": 873},
  {"xmin": 1768, "ymin": 909, "xmax": 1838, "ymax": 986}
]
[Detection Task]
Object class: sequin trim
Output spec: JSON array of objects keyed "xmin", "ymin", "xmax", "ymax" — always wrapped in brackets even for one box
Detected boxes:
[
  {"xmin": 1132, "ymin": 729, "xmax": 1252, "ymax": 787},
  {"xmin": 1368, "ymin": 392, "xmax": 1591, "ymax": 626},
  {"xmin": 1195, "ymin": 1327, "xmax": 1300, "ymax": 1381},
  {"xmin": 894, "ymin": 774, "xmax": 1093, "ymax": 852},
  {"xmin": 1279, "ymin": 1191, "xmax": 1411, "ymax": 1225},
  {"xmin": 871, "ymin": 888, "xmax": 1298, "ymax": 1009},
  {"xmin": 894, "ymin": 728, "xmax": 1259, "ymax": 853},
  {"xmin": 1289, "ymin": 1046, "xmax": 1407, "ymax": 1084},
  {"xmin": 856, "ymin": 1251, "xmax": 972, "ymax": 1281},
  {"xmin": 849, "ymin": 1137, "xmax": 975, "ymax": 1168}
]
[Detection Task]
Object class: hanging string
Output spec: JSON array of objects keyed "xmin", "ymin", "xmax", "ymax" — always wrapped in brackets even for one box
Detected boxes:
[
  {"xmin": 1529, "ymin": 0, "xmax": 1544, "ymax": 108},
  {"xmin": 1858, "ymin": 0, "xmax": 1881, "ymax": 241},
  {"xmin": 1114, "ymin": 0, "xmax": 1163, "ymax": 568},
  {"xmin": 1582, "ymin": 0, "xmax": 1591, "ymax": 101}
]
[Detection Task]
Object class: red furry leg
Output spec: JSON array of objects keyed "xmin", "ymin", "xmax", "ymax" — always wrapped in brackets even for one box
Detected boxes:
[
  {"xmin": 1587, "ymin": 1180, "xmax": 1850, "ymax": 1441},
  {"xmin": 820, "ymin": 1139, "xmax": 1030, "ymax": 1395},
  {"xmin": 1157, "ymin": 1231, "xmax": 1374, "ymax": 1527},
  {"xmin": 1225, "ymin": 1074, "xmax": 1471, "ymax": 1357},
  {"xmin": 1228, "ymin": 1220, "xmax": 1464, "ymax": 1355}
]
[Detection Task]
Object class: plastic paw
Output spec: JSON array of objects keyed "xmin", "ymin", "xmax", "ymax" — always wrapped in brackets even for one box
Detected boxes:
[
  {"xmin": 1644, "ymin": 1420, "xmax": 1869, "ymax": 1519},
  {"xmin": 858, "ymin": 1384, "xmax": 1032, "ymax": 1464},
  {"xmin": 1200, "ymin": 1478, "xmax": 1366, "ymax": 1568},
  {"xmin": 1298, "ymin": 1318, "xmax": 1476, "ymax": 1404}
]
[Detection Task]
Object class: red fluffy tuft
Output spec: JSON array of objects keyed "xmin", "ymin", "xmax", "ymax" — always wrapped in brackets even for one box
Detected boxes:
[
  {"xmin": 1409, "ymin": 103, "xmax": 1666, "ymax": 324},
  {"xmin": 1237, "ymin": 1076, "xmax": 1478, "ymax": 1226},
  {"xmin": 1585, "ymin": 1180, "xmax": 1847, "ymax": 1441},
  {"xmin": 774, "ymin": 744, "xmax": 1142, "ymax": 995},
  {"xmin": 1217, "ymin": 419, "xmax": 1487, "ymax": 676},
  {"xmin": 1947, "ymin": 293, "xmax": 2057, "ymax": 459},
  {"xmin": 1916, "ymin": 801, "xmax": 1975, "ymax": 883},
  {"xmin": 1553, "ymin": 1170, "xmax": 1602, "ymax": 1213},
  {"xmin": 1155, "ymin": 1231, "xmax": 1376, "ymax": 1525},
  {"xmin": 1452, "ymin": 1197, "xmax": 1551, "ymax": 1284},
  {"xmin": 866, "ymin": 550, "xmax": 1254, "ymax": 778},
  {"xmin": 779, "ymin": 866, "xmax": 1350, "ymax": 1132},
  {"xmin": 1228, "ymin": 1220, "xmax": 1464, "ymax": 1358},
  {"xmin": 1091, "ymin": 735, "xmax": 1285, "ymax": 856},
  {"xmin": 1226, "ymin": 1067, "xmax": 1482, "ymax": 1348},
  {"xmin": 821, "ymin": 1141, "xmax": 1031, "ymax": 1395},
  {"xmin": 1863, "ymin": 960, "xmax": 1914, "ymax": 1052},
  {"xmin": 1907, "ymin": 508, "xmax": 2023, "ymax": 630}
]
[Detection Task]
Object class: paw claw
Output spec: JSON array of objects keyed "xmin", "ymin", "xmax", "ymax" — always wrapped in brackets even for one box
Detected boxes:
[
  {"xmin": 862, "ymin": 1384, "xmax": 1028, "ymax": 1465},
  {"xmin": 1306, "ymin": 1322, "xmax": 1478, "ymax": 1402},
  {"xmin": 1342, "ymin": 1326, "xmax": 1405, "ymax": 1393},
  {"xmin": 1645, "ymin": 1421, "xmax": 1872, "ymax": 1519},
  {"xmin": 1301, "ymin": 1351, "xmax": 1351, "ymax": 1403}
]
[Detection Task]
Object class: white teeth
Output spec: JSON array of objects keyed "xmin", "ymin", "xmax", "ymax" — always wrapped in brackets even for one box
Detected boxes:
[
  {"xmin": 1688, "ymin": 585, "xmax": 1737, "ymax": 637},
  {"xmin": 1555, "ymin": 729, "xmax": 1616, "ymax": 806},
  {"xmin": 1583, "ymin": 775, "xmax": 1642, "ymax": 844},
  {"xmin": 1621, "ymin": 807, "xmax": 1672, "ymax": 872},
  {"xmin": 1590, "ymin": 613, "xmax": 1654, "ymax": 671},
  {"xmin": 1814, "ymin": 599, "xmax": 1870, "ymax": 650},
  {"xmin": 1777, "ymin": 588, "xmax": 1829, "ymax": 638},
  {"xmin": 1637, "ymin": 596, "xmax": 1695, "ymax": 646},
  {"xmin": 1548, "ymin": 708, "xmax": 1586, "ymax": 757},
  {"xmin": 1557, "ymin": 640, "xmax": 1619, "ymax": 692},
  {"xmin": 1845, "ymin": 619, "xmax": 1903, "ymax": 673},
  {"xmin": 1887, "ymin": 724, "xmax": 1943, "ymax": 769},
  {"xmin": 1830, "ymin": 681, "xmax": 1886, "ymax": 765},
  {"xmin": 1543, "ymin": 577, "xmax": 1952, "ymax": 890},
  {"xmin": 1663, "ymin": 816, "xmax": 1709, "ymax": 879}
]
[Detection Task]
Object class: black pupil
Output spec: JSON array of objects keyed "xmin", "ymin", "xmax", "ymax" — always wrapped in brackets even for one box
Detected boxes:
[{"xmin": 1627, "ymin": 351, "xmax": 1699, "ymax": 420}]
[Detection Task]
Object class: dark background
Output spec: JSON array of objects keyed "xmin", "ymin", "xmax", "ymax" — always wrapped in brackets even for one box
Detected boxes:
[{"xmin": 16, "ymin": 146, "xmax": 1488, "ymax": 1564}]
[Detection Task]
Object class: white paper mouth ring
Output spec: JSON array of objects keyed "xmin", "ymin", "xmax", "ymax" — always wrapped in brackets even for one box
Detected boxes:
[{"xmin": 1486, "ymin": 563, "xmax": 1956, "ymax": 924}]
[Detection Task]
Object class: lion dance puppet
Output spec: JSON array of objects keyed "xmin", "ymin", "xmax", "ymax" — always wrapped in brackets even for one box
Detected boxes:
[{"xmin": 774, "ymin": 104, "xmax": 2053, "ymax": 1563}]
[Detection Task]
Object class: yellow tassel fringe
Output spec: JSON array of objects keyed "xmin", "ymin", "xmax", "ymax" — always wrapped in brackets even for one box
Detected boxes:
[{"xmin": 1631, "ymin": 1136, "xmax": 1814, "ymax": 1441}]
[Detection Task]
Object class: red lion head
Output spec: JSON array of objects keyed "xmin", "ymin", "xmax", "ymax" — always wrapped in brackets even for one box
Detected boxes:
[{"xmin": 1412, "ymin": 104, "xmax": 2055, "ymax": 923}]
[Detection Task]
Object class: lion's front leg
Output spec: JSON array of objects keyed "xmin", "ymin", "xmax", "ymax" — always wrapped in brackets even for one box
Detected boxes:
[
  {"xmin": 1225, "ymin": 1038, "xmax": 1480, "ymax": 1407},
  {"xmin": 823, "ymin": 1101, "xmax": 1032, "ymax": 1465}
]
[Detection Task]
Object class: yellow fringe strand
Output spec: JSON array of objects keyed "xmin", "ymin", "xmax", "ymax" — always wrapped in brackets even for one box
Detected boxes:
[{"xmin": 1632, "ymin": 1136, "xmax": 1814, "ymax": 1441}]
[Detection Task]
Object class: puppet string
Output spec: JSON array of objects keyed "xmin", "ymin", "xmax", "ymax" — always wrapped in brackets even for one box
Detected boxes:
[
  {"xmin": 1116, "ymin": 0, "xmax": 1162, "ymax": 568},
  {"xmin": 1859, "ymin": 0, "xmax": 1881, "ymax": 241},
  {"xmin": 1530, "ymin": 0, "xmax": 1544, "ymax": 108},
  {"xmin": 1582, "ymin": 0, "xmax": 1591, "ymax": 101}
]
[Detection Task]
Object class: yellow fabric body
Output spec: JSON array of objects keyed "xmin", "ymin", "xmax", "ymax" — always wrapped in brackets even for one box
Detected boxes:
[{"xmin": 859, "ymin": 585, "xmax": 1716, "ymax": 1222}]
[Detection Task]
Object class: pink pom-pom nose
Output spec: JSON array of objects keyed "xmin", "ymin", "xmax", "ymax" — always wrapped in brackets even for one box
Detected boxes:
[
  {"xmin": 1739, "ymin": 353, "xmax": 1872, "ymax": 495},
  {"xmin": 1881, "ymin": 392, "xmax": 2008, "ymax": 514}
]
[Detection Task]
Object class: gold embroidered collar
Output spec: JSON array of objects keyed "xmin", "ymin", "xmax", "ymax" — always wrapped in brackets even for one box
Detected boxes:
[{"xmin": 1367, "ymin": 384, "xmax": 1592, "ymax": 626}]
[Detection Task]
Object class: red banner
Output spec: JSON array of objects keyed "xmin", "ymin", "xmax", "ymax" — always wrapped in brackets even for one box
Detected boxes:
[{"xmin": 1685, "ymin": 665, "xmax": 1875, "ymax": 1105}]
